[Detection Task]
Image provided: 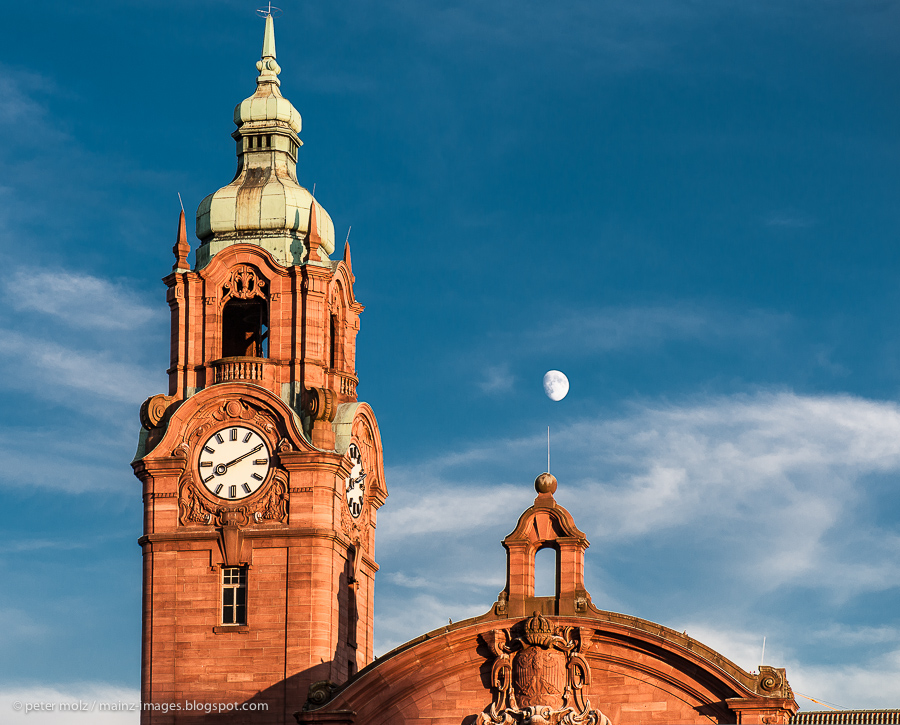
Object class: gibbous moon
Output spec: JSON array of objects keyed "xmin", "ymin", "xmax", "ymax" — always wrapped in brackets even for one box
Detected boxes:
[{"xmin": 543, "ymin": 370, "xmax": 569, "ymax": 401}]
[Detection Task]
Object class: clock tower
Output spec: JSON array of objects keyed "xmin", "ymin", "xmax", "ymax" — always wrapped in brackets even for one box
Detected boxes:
[{"xmin": 132, "ymin": 13, "xmax": 387, "ymax": 723}]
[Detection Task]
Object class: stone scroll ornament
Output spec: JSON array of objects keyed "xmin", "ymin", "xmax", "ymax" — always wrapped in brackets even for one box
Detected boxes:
[
  {"xmin": 477, "ymin": 613, "xmax": 611, "ymax": 725},
  {"xmin": 222, "ymin": 264, "xmax": 266, "ymax": 302}
]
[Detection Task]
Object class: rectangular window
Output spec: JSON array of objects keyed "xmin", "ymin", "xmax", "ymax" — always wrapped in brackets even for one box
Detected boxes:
[{"xmin": 222, "ymin": 567, "xmax": 247, "ymax": 625}]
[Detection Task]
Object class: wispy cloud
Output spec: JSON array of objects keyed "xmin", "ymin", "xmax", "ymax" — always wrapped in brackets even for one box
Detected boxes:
[
  {"xmin": 765, "ymin": 211, "xmax": 816, "ymax": 229},
  {"xmin": 4, "ymin": 269, "xmax": 162, "ymax": 331},
  {"xmin": 478, "ymin": 364, "xmax": 515, "ymax": 394},
  {"xmin": 374, "ymin": 592, "xmax": 496, "ymax": 655},
  {"xmin": 0, "ymin": 66, "xmax": 63, "ymax": 138},
  {"xmin": 0, "ymin": 329, "xmax": 157, "ymax": 405},
  {"xmin": 0, "ymin": 428, "xmax": 136, "ymax": 493},
  {"xmin": 0, "ymin": 268, "xmax": 165, "ymax": 408},
  {"xmin": 0, "ymin": 608, "xmax": 50, "ymax": 648},
  {"xmin": 681, "ymin": 621, "xmax": 900, "ymax": 710},
  {"xmin": 379, "ymin": 481, "xmax": 523, "ymax": 539},
  {"xmin": 541, "ymin": 304, "xmax": 791, "ymax": 353},
  {"xmin": 0, "ymin": 268, "xmax": 162, "ymax": 492},
  {"xmin": 376, "ymin": 389, "xmax": 900, "ymax": 705}
]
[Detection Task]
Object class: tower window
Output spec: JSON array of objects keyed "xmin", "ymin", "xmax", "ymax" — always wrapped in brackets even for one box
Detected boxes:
[
  {"xmin": 222, "ymin": 567, "xmax": 247, "ymax": 625},
  {"xmin": 330, "ymin": 314, "xmax": 337, "ymax": 369},
  {"xmin": 222, "ymin": 299, "xmax": 268, "ymax": 358},
  {"xmin": 534, "ymin": 546, "xmax": 558, "ymax": 597}
]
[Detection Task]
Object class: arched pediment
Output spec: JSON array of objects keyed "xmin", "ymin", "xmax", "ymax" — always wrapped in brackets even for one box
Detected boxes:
[
  {"xmin": 199, "ymin": 242, "xmax": 292, "ymax": 287},
  {"xmin": 298, "ymin": 612, "xmax": 795, "ymax": 725},
  {"xmin": 504, "ymin": 494, "xmax": 589, "ymax": 548},
  {"xmin": 142, "ymin": 382, "xmax": 313, "ymax": 463}
]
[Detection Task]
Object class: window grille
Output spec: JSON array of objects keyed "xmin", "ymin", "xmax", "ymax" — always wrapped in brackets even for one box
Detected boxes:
[{"xmin": 222, "ymin": 567, "xmax": 247, "ymax": 625}]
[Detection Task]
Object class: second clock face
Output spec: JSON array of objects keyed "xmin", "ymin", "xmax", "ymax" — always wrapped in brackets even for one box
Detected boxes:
[
  {"xmin": 345, "ymin": 443, "xmax": 366, "ymax": 518},
  {"xmin": 198, "ymin": 425, "xmax": 271, "ymax": 500}
]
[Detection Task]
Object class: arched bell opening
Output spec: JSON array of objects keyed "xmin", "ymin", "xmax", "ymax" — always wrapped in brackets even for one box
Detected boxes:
[
  {"xmin": 533, "ymin": 543, "xmax": 560, "ymax": 598},
  {"xmin": 222, "ymin": 298, "xmax": 269, "ymax": 358}
]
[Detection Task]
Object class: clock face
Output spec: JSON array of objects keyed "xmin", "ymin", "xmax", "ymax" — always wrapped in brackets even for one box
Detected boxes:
[
  {"xmin": 345, "ymin": 443, "xmax": 366, "ymax": 518},
  {"xmin": 197, "ymin": 425, "xmax": 271, "ymax": 500}
]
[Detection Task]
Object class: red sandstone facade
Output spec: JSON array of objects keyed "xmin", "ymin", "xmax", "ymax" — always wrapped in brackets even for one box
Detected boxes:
[{"xmin": 134, "ymin": 212, "xmax": 386, "ymax": 723}]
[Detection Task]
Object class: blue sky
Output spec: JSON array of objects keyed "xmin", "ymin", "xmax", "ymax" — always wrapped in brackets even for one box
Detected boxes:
[{"xmin": 1, "ymin": 0, "xmax": 900, "ymax": 720}]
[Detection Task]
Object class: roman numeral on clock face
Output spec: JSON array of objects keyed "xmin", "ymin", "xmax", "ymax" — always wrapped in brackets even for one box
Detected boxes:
[
  {"xmin": 229, "ymin": 485, "xmax": 237, "ymax": 498},
  {"xmin": 253, "ymin": 459, "xmax": 267, "ymax": 465},
  {"xmin": 200, "ymin": 461, "xmax": 212, "ymax": 467},
  {"xmin": 204, "ymin": 446, "xmax": 215, "ymax": 454},
  {"xmin": 215, "ymin": 433, "xmax": 224, "ymax": 444},
  {"xmin": 230, "ymin": 428, "xmax": 238, "ymax": 441},
  {"xmin": 242, "ymin": 483, "xmax": 251, "ymax": 493},
  {"xmin": 214, "ymin": 484, "xmax": 223, "ymax": 494},
  {"xmin": 252, "ymin": 473, "xmax": 263, "ymax": 481},
  {"xmin": 243, "ymin": 432, "xmax": 252, "ymax": 443}
]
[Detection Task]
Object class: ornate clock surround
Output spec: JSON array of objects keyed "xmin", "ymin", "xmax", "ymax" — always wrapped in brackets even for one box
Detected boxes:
[{"xmin": 173, "ymin": 392, "xmax": 293, "ymax": 529}]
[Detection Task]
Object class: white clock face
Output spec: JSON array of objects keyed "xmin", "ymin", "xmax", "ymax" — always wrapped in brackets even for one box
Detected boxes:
[
  {"xmin": 345, "ymin": 443, "xmax": 365, "ymax": 518},
  {"xmin": 197, "ymin": 426, "xmax": 271, "ymax": 500}
]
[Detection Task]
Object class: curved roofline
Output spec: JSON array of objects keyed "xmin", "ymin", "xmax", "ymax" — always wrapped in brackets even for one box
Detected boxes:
[{"xmin": 331, "ymin": 603, "xmax": 772, "ymax": 707}]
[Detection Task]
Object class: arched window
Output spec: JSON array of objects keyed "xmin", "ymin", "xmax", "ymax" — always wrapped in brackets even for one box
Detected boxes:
[
  {"xmin": 330, "ymin": 313, "xmax": 338, "ymax": 369},
  {"xmin": 534, "ymin": 545, "xmax": 558, "ymax": 597},
  {"xmin": 222, "ymin": 298, "xmax": 268, "ymax": 358}
]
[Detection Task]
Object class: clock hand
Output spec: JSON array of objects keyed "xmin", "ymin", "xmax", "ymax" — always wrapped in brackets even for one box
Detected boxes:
[{"xmin": 215, "ymin": 444, "xmax": 264, "ymax": 475}]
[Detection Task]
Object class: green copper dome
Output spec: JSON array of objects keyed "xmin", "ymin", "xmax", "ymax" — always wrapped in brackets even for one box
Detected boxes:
[{"xmin": 195, "ymin": 14, "xmax": 335, "ymax": 269}]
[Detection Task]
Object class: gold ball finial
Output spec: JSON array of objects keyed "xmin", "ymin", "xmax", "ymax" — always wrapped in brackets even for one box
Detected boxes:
[{"xmin": 535, "ymin": 472, "xmax": 557, "ymax": 495}]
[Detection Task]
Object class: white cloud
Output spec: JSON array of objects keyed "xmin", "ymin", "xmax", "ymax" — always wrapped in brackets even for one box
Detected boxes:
[
  {"xmin": 0, "ymin": 684, "xmax": 141, "ymax": 725},
  {"xmin": 376, "ymin": 388, "xmax": 900, "ymax": 707},
  {"xmin": 0, "ymin": 268, "xmax": 165, "ymax": 409},
  {"xmin": 0, "ymin": 328, "xmax": 158, "ymax": 405},
  {"xmin": 0, "ymin": 428, "xmax": 136, "ymax": 493},
  {"xmin": 551, "ymin": 392, "xmax": 900, "ymax": 593},
  {"xmin": 678, "ymin": 622, "xmax": 900, "ymax": 711},
  {"xmin": 4, "ymin": 269, "xmax": 162, "ymax": 331},
  {"xmin": 378, "ymin": 478, "xmax": 524, "ymax": 539},
  {"xmin": 374, "ymin": 592, "xmax": 492, "ymax": 656},
  {"xmin": 791, "ymin": 648, "xmax": 900, "ymax": 710}
]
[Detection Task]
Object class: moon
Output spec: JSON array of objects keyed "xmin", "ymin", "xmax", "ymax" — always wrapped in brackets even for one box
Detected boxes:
[{"xmin": 543, "ymin": 370, "xmax": 569, "ymax": 401}]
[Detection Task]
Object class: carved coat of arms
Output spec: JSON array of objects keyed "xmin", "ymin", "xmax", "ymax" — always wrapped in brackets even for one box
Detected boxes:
[{"xmin": 477, "ymin": 613, "xmax": 611, "ymax": 725}]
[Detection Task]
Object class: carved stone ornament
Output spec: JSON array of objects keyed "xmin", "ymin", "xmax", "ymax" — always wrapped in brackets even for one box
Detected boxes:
[
  {"xmin": 304, "ymin": 386, "xmax": 336, "ymax": 422},
  {"xmin": 303, "ymin": 680, "xmax": 340, "ymax": 711},
  {"xmin": 178, "ymin": 470, "xmax": 288, "ymax": 528},
  {"xmin": 222, "ymin": 264, "xmax": 266, "ymax": 302},
  {"xmin": 188, "ymin": 399, "xmax": 279, "ymax": 446},
  {"xmin": 339, "ymin": 496, "xmax": 368, "ymax": 552},
  {"xmin": 178, "ymin": 480, "xmax": 215, "ymax": 526},
  {"xmin": 340, "ymin": 499, "xmax": 352, "ymax": 537},
  {"xmin": 756, "ymin": 666, "xmax": 793, "ymax": 699},
  {"xmin": 477, "ymin": 613, "xmax": 611, "ymax": 725},
  {"xmin": 252, "ymin": 473, "xmax": 288, "ymax": 524},
  {"xmin": 140, "ymin": 393, "xmax": 179, "ymax": 430}
]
